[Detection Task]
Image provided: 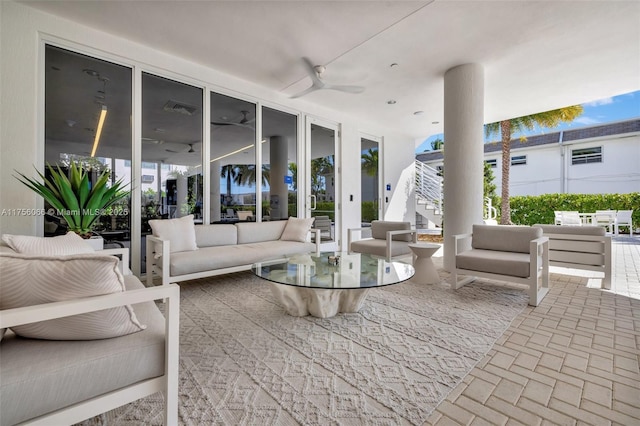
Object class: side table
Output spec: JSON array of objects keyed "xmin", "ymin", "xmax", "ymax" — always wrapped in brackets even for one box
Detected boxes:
[{"xmin": 408, "ymin": 243, "xmax": 441, "ymax": 284}]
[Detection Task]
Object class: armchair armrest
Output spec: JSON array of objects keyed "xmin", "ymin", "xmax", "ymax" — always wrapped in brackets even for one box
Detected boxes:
[
  {"xmin": 385, "ymin": 229, "xmax": 419, "ymax": 260},
  {"xmin": 0, "ymin": 284, "xmax": 179, "ymax": 329},
  {"xmin": 452, "ymin": 233, "xmax": 473, "ymax": 256},
  {"xmin": 101, "ymin": 248, "xmax": 130, "ymax": 275},
  {"xmin": 308, "ymin": 229, "xmax": 321, "ymax": 256},
  {"xmin": 145, "ymin": 235, "xmax": 171, "ymax": 286},
  {"xmin": 529, "ymin": 236, "xmax": 549, "ymax": 277}
]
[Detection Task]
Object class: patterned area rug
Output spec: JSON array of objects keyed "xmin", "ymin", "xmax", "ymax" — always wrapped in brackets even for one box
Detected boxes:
[{"xmin": 84, "ymin": 260, "xmax": 527, "ymax": 425}]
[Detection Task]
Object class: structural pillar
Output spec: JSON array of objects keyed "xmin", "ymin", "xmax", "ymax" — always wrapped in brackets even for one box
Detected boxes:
[
  {"xmin": 443, "ymin": 63, "xmax": 485, "ymax": 271},
  {"xmin": 269, "ymin": 136, "xmax": 288, "ymax": 220}
]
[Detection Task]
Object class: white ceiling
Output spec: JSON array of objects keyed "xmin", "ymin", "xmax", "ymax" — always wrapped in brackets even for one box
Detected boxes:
[{"xmin": 22, "ymin": 0, "xmax": 640, "ymax": 139}]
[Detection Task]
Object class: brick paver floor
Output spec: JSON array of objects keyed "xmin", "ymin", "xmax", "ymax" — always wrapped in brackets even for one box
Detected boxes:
[{"xmin": 430, "ymin": 236, "xmax": 640, "ymax": 425}]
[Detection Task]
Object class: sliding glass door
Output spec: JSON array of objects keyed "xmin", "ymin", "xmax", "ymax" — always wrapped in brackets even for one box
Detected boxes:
[
  {"xmin": 141, "ymin": 72, "xmax": 203, "ymax": 272},
  {"xmin": 361, "ymin": 137, "xmax": 381, "ymax": 225},
  {"xmin": 306, "ymin": 118, "xmax": 339, "ymax": 249}
]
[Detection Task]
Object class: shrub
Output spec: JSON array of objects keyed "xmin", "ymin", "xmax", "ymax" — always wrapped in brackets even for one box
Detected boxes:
[{"xmin": 509, "ymin": 193, "xmax": 640, "ymax": 228}]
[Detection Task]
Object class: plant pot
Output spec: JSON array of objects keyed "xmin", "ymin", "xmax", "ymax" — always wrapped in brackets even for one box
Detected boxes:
[{"xmin": 84, "ymin": 236, "xmax": 104, "ymax": 251}]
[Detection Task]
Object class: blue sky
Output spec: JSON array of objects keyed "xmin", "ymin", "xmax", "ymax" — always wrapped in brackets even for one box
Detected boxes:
[{"xmin": 416, "ymin": 90, "xmax": 640, "ymax": 153}]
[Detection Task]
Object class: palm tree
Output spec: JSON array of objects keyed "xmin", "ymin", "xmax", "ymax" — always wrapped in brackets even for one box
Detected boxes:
[
  {"xmin": 430, "ymin": 138, "xmax": 444, "ymax": 151},
  {"xmin": 235, "ymin": 164, "xmax": 270, "ymax": 187},
  {"xmin": 485, "ymin": 105, "xmax": 583, "ymax": 224},
  {"xmin": 361, "ymin": 148, "xmax": 379, "ymax": 217},
  {"xmin": 220, "ymin": 164, "xmax": 238, "ymax": 201}
]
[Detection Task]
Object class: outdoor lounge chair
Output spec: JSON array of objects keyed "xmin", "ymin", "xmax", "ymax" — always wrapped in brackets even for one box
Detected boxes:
[{"xmin": 615, "ymin": 210, "xmax": 634, "ymax": 236}]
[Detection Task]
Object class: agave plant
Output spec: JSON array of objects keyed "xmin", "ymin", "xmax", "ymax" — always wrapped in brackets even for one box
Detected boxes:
[{"xmin": 15, "ymin": 160, "xmax": 130, "ymax": 238}]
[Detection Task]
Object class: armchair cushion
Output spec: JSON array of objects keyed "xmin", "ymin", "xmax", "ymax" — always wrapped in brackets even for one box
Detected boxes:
[
  {"xmin": 0, "ymin": 253, "xmax": 145, "ymax": 340},
  {"xmin": 149, "ymin": 214, "xmax": 198, "ymax": 254},
  {"xmin": 371, "ymin": 220, "xmax": 412, "ymax": 242},
  {"xmin": 0, "ymin": 275, "xmax": 165, "ymax": 426},
  {"xmin": 280, "ymin": 217, "xmax": 315, "ymax": 242},
  {"xmin": 2, "ymin": 232, "xmax": 94, "ymax": 255},
  {"xmin": 471, "ymin": 224, "xmax": 542, "ymax": 253},
  {"xmin": 456, "ymin": 249, "xmax": 532, "ymax": 278}
]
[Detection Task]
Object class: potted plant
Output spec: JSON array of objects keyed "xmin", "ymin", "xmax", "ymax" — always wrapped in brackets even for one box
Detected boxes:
[{"xmin": 15, "ymin": 160, "xmax": 130, "ymax": 242}]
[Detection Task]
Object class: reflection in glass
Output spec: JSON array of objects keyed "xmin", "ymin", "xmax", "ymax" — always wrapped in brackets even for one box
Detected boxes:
[
  {"xmin": 262, "ymin": 107, "xmax": 297, "ymax": 220},
  {"xmin": 310, "ymin": 123, "xmax": 336, "ymax": 240},
  {"xmin": 210, "ymin": 92, "xmax": 257, "ymax": 222},
  {"xmin": 44, "ymin": 45, "xmax": 132, "ymax": 250},
  {"xmin": 361, "ymin": 138, "xmax": 379, "ymax": 224},
  {"xmin": 141, "ymin": 73, "xmax": 203, "ymax": 272}
]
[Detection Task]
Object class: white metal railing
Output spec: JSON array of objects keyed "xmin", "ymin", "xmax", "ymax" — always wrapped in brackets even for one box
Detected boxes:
[{"xmin": 415, "ymin": 160, "xmax": 443, "ymax": 214}]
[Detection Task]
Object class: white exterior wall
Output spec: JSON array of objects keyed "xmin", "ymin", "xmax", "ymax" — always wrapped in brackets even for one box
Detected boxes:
[
  {"xmin": 424, "ymin": 131, "xmax": 640, "ymax": 197},
  {"xmin": 0, "ymin": 1, "xmax": 416, "ymax": 250}
]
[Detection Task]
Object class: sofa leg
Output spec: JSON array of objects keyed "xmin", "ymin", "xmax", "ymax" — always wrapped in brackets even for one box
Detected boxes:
[{"xmin": 452, "ymin": 273, "xmax": 475, "ymax": 290}]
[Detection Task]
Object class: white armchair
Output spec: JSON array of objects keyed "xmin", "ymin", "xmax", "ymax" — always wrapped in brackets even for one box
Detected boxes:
[
  {"xmin": 347, "ymin": 220, "xmax": 437, "ymax": 261},
  {"xmin": 615, "ymin": 210, "xmax": 634, "ymax": 236},
  {"xmin": 594, "ymin": 210, "xmax": 616, "ymax": 233}
]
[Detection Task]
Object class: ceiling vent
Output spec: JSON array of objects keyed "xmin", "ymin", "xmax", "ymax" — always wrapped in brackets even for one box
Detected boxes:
[{"xmin": 163, "ymin": 100, "xmax": 197, "ymax": 116}]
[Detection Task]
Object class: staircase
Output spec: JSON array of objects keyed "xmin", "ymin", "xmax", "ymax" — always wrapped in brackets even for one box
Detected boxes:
[{"xmin": 415, "ymin": 160, "xmax": 443, "ymax": 227}]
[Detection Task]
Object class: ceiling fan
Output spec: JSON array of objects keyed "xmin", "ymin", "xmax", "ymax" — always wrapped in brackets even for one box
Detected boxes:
[
  {"xmin": 290, "ymin": 57, "xmax": 365, "ymax": 99},
  {"xmin": 211, "ymin": 110, "xmax": 255, "ymax": 130},
  {"xmin": 166, "ymin": 143, "xmax": 196, "ymax": 154}
]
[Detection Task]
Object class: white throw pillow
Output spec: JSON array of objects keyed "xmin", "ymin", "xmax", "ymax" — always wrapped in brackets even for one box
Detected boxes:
[
  {"xmin": 0, "ymin": 252, "xmax": 145, "ymax": 340},
  {"xmin": 149, "ymin": 214, "xmax": 198, "ymax": 254},
  {"xmin": 2, "ymin": 232, "xmax": 94, "ymax": 255},
  {"xmin": 280, "ymin": 217, "xmax": 315, "ymax": 243}
]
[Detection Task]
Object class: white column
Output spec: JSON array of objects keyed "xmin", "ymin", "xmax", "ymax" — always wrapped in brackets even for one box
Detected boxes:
[
  {"xmin": 270, "ymin": 136, "xmax": 288, "ymax": 220},
  {"xmin": 443, "ymin": 64, "xmax": 485, "ymax": 271}
]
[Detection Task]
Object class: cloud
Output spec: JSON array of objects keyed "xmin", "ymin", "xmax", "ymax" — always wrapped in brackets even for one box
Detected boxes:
[
  {"xmin": 574, "ymin": 116, "xmax": 600, "ymax": 125},
  {"xmin": 583, "ymin": 97, "xmax": 614, "ymax": 107}
]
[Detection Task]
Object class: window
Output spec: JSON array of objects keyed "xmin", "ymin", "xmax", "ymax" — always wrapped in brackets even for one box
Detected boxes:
[
  {"xmin": 511, "ymin": 155, "xmax": 527, "ymax": 166},
  {"xmin": 572, "ymin": 147, "xmax": 602, "ymax": 165},
  {"xmin": 141, "ymin": 175, "xmax": 154, "ymax": 183},
  {"xmin": 485, "ymin": 159, "xmax": 497, "ymax": 168}
]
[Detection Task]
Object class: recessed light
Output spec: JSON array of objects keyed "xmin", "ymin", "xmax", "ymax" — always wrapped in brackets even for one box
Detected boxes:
[
  {"xmin": 387, "ymin": 100, "xmax": 397, "ymax": 105},
  {"xmin": 414, "ymin": 111, "xmax": 424, "ymax": 116},
  {"xmin": 432, "ymin": 121, "xmax": 440, "ymax": 124},
  {"xmin": 83, "ymin": 69, "xmax": 99, "ymax": 77}
]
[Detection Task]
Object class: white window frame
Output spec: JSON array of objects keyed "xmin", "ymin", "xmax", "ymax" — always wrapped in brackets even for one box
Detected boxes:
[{"xmin": 571, "ymin": 146, "xmax": 603, "ymax": 165}]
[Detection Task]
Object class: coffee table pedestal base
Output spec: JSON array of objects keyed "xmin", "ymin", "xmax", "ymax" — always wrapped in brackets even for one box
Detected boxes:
[{"xmin": 269, "ymin": 283, "xmax": 370, "ymax": 318}]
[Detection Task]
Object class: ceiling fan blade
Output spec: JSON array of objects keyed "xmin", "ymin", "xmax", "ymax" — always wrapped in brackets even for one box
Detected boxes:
[
  {"xmin": 301, "ymin": 57, "xmax": 324, "ymax": 87},
  {"xmin": 324, "ymin": 84, "xmax": 365, "ymax": 94},
  {"xmin": 211, "ymin": 121, "xmax": 234, "ymax": 126},
  {"xmin": 290, "ymin": 85, "xmax": 321, "ymax": 99}
]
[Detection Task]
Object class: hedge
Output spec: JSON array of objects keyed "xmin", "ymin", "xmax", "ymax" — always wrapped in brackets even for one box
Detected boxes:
[{"xmin": 509, "ymin": 193, "xmax": 640, "ymax": 229}]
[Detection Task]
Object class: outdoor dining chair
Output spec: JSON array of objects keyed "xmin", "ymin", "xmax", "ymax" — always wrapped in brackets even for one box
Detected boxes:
[
  {"xmin": 594, "ymin": 210, "xmax": 616, "ymax": 233},
  {"xmin": 615, "ymin": 210, "xmax": 634, "ymax": 236}
]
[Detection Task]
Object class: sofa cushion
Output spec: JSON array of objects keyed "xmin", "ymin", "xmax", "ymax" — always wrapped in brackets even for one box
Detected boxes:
[
  {"xmin": 280, "ymin": 217, "xmax": 314, "ymax": 242},
  {"xmin": 2, "ymin": 232, "xmax": 94, "ymax": 255},
  {"xmin": 0, "ymin": 253, "xmax": 145, "ymax": 340},
  {"xmin": 0, "ymin": 275, "xmax": 165, "ymax": 425},
  {"xmin": 456, "ymin": 249, "xmax": 532, "ymax": 278},
  {"xmin": 169, "ymin": 240, "xmax": 315, "ymax": 276},
  {"xmin": 236, "ymin": 221, "xmax": 287, "ymax": 244},
  {"xmin": 371, "ymin": 220, "xmax": 413, "ymax": 242},
  {"xmin": 195, "ymin": 224, "xmax": 238, "ymax": 247},
  {"xmin": 350, "ymin": 239, "xmax": 413, "ymax": 258},
  {"xmin": 149, "ymin": 214, "xmax": 198, "ymax": 253},
  {"xmin": 533, "ymin": 224, "xmax": 605, "ymax": 236},
  {"xmin": 471, "ymin": 224, "xmax": 542, "ymax": 254}
]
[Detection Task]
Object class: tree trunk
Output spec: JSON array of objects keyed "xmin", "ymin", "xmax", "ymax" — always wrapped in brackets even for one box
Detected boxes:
[{"xmin": 500, "ymin": 120, "xmax": 512, "ymax": 225}]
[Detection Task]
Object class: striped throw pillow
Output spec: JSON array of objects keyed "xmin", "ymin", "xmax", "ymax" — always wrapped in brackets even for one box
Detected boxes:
[{"xmin": 0, "ymin": 253, "xmax": 145, "ymax": 340}]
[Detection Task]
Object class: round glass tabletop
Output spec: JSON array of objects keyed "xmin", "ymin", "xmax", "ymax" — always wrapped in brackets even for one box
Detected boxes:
[{"xmin": 251, "ymin": 252, "xmax": 415, "ymax": 289}]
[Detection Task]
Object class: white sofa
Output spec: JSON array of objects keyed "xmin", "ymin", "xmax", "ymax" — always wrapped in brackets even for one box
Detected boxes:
[
  {"xmin": 147, "ymin": 220, "xmax": 320, "ymax": 286},
  {"xmin": 0, "ymin": 246, "xmax": 180, "ymax": 425},
  {"xmin": 452, "ymin": 224, "xmax": 550, "ymax": 306},
  {"xmin": 533, "ymin": 224, "xmax": 612, "ymax": 289}
]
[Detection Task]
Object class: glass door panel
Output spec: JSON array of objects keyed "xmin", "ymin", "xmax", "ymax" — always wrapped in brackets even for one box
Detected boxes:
[
  {"xmin": 141, "ymin": 72, "xmax": 203, "ymax": 273},
  {"xmin": 261, "ymin": 107, "xmax": 298, "ymax": 220},
  {"xmin": 45, "ymin": 45, "xmax": 132, "ymax": 253},
  {"xmin": 308, "ymin": 121, "xmax": 338, "ymax": 248},
  {"xmin": 210, "ymin": 93, "xmax": 257, "ymax": 222},
  {"xmin": 360, "ymin": 137, "xmax": 380, "ymax": 225}
]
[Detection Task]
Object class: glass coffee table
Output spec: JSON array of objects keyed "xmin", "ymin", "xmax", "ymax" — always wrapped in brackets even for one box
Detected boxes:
[{"xmin": 251, "ymin": 252, "xmax": 415, "ymax": 318}]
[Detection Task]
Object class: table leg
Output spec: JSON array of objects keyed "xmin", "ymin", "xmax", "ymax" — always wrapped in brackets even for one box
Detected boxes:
[{"xmin": 413, "ymin": 256, "xmax": 440, "ymax": 284}]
